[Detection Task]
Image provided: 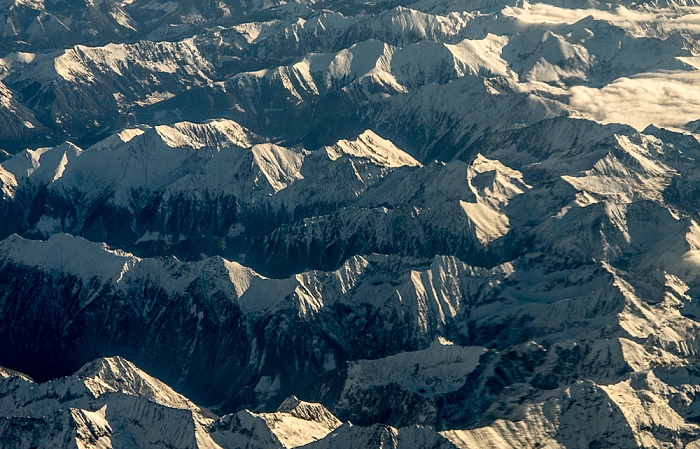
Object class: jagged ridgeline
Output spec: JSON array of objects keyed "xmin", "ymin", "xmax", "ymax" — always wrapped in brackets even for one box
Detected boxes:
[{"xmin": 3, "ymin": 0, "xmax": 700, "ymax": 448}]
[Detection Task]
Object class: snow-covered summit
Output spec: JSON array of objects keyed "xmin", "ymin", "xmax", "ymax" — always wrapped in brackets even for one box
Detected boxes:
[
  {"xmin": 276, "ymin": 396, "xmax": 342, "ymax": 430},
  {"xmin": 75, "ymin": 356, "xmax": 201, "ymax": 411},
  {"xmin": 322, "ymin": 130, "xmax": 421, "ymax": 168},
  {"xmin": 0, "ymin": 233, "xmax": 138, "ymax": 283}
]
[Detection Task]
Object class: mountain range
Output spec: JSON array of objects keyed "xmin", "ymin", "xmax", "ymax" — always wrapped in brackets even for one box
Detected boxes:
[{"xmin": 3, "ymin": 0, "xmax": 700, "ymax": 447}]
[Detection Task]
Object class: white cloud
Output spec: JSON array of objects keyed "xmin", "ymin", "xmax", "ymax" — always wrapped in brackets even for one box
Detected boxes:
[
  {"xmin": 502, "ymin": 3, "xmax": 700, "ymax": 35},
  {"xmin": 498, "ymin": 3, "xmax": 700, "ymax": 130},
  {"xmin": 569, "ymin": 71, "xmax": 700, "ymax": 131}
]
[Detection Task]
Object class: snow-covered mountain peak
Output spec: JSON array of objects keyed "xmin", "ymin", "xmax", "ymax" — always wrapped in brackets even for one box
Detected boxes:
[
  {"xmin": 305, "ymin": 39, "xmax": 396, "ymax": 85},
  {"xmin": 322, "ymin": 130, "xmax": 421, "ymax": 168},
  {"xmin": 0, "ymin": 366, "xmax": 31, "ymax": 381},
  {"xmin": 0, "ymin": 358, "xmax": 221, "ymax": 449},
  {"xmin": 381, "ymin": 5, "xmax": 471, "ymax": 38},
  {"xmin": 1, "ymin": 141, "xmax": 82, "ymax": 185},
  {"xmin": 458, "ymin": 154, "xmax": 530, "ymax": 245},
  {"xmin": 51, "ymin": 39, "xmax": 213, "ymax": 84},
  {"xmin": 154, "ymin": 124, "xmax": 208, "ymax": 149},
  {"xmin": 0, "ymin": 357, "xmax": 196, "ymax": 418},
  {"xmin": 342, "ymin": 341, "xmax": 486, "ymax": 398},
  {"xmin": 0, "ymin": 233, "xmax": 138, "ymax": 283},
  {"xmin": 560, "ymin": 132, "xmax": 677, "ymax": 207},
  {"xmin": 503, "ymin": 27, "xmax": 593, "ymax": 85},
  {"xmin": 467, "ymin": 153, "xmax": 531, "ymax": 208},
  {"xmin": 149, "ymin": 119, "xmax": 260, "ymax": 151},
  {"xmin": 232, "ymin": 19, "xmax": 281, "ymax": 44},
  {"xmin": 115, "ymin": 126, "xmax": 145, "ymax": 143},
  {"xmin": 213, "ymin": 396, "xmax": 343, "ymax": 449},
  {"xmin": 250, "ymin": 143, "xmax": 306, "ymax": 192},
  {"xmin": 150, "ymin": 120, "xmax": 255, "ymax": 150},
  {"xmin": 0, "ymin": 232, "xmax": 265, "ymax": 303},
  {"xmin": 444, "ymin": 34, "xmax": 511, "ymax": 77},
  {"xmin": 276, "ymin": 396, "xmax": 342, "ymax": 429},
  {"xmin": 75, "ymin": 356, "xmax": 199, "ymax": 411},
  {"xmin": 173, "ymin": 119, "xmax": 260, "ymax": 149},
  {"xmin": 211, "ymin": 258, "xmax": 257, "ymax": 298},
  {"xmin": 0, "ymin": 118, "xmax": 281, "ymax": 213}
]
